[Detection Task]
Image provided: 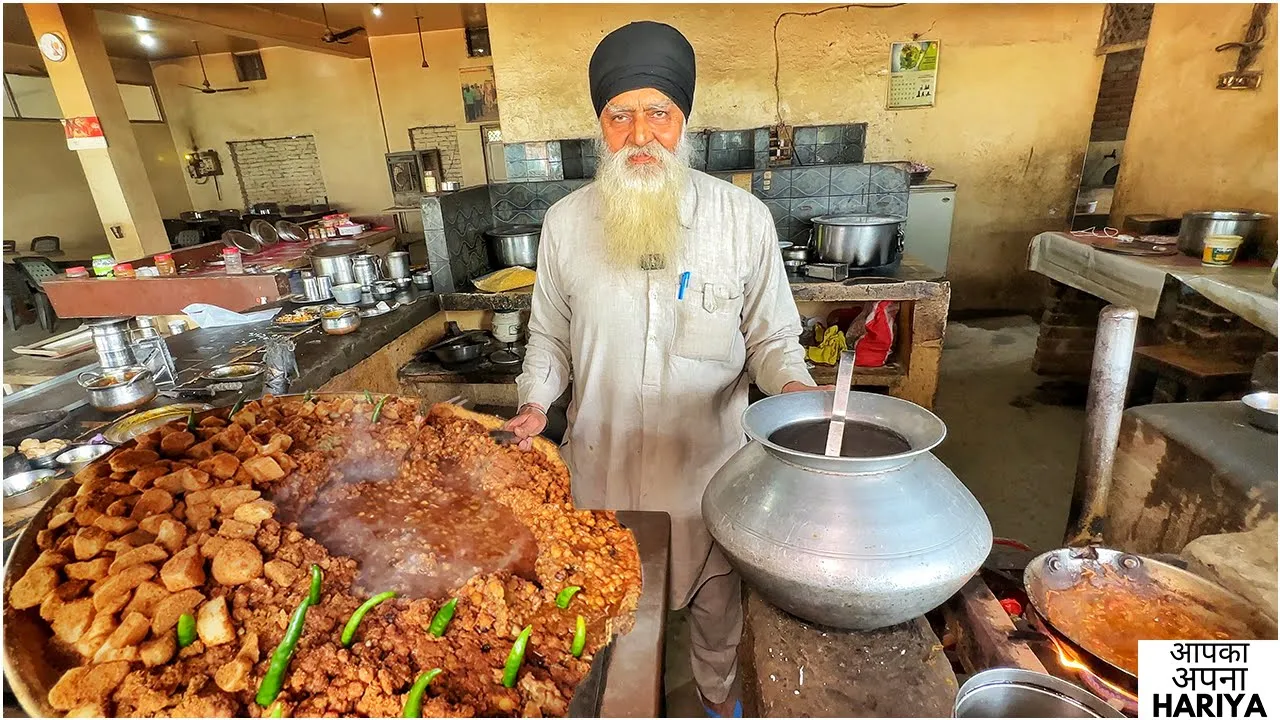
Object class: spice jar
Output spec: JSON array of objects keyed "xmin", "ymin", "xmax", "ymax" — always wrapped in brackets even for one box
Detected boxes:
[
  {"xmin": 91, "ymin": 254, "xmax": 116, "ymax": 277},
  {"xmin": 154, "ymin": 253, "xmax": 177, "ymax": 277},
  {"xmin": 65, "ymin": 266, "xmax": 89, "ymax": 279},
  {"xmin": 222, "ymin": 247, "xmax": 244, "ymax": 275},
  {"xmin": 113, "ymin": 263, "xmax": 136, "ymax": 278}
]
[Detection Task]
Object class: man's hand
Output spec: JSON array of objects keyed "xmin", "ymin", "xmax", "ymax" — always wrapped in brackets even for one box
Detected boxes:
[
  {"xmin": 782, "ymin": 381, "xmax": 836, "ymax": 393},
  {"xmin": 503, "ymin": 403, "xmax": 548, "ymax": 451}
]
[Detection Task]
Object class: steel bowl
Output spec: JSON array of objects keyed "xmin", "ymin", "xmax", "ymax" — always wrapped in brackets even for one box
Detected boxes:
[
  {"xmin": 954, "ymin": 668, "xmax": 1124, "ymax": 718},
  {"xmin": 77, "ymin": 366, "xmax": 157, "ymax": 413},
  {"xmin": 321, "ymin": 308, "xmax": 362, "ymax": 335},
  {"xmin": 331, "ymin": 282, "xmax": 363, "ymax": 305},
  {"xmin": 412, "ymin": 269, "xmax": 434, "ymax": 291},
  {"xmin": 26, "ymin": 445, "xmax": 66, "ymax": 470},
  {"xmin": 371, "ymin": 280, "xmax": 398, "ymax": 302},
  {"xmin": 54, "ymin": 444, "xmax": 113, "ymax": 474},
  {"xmin": 3, "ymin": 469, "xmax": 63, "ymax": 512},
  {"xmin": 1242, "ymin": 391, "xmax": 1278, "ymax": 432}
]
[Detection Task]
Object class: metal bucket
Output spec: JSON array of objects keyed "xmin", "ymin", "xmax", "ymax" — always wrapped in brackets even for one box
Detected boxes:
[{"xmin": 954, "ymin": 668, "xmax": 1125, "ymax": 718}]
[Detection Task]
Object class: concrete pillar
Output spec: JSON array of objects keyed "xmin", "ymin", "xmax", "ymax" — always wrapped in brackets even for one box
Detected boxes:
[{"xmin": 24, "ymin": 3, "xmax": 169, "ymax": 261}]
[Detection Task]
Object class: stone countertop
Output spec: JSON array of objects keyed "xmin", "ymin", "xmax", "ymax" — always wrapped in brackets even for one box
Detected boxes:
[
  {"xmin": 438, "ymin": 255, "xmax": 946, "ymax": 310},
  {"xmin": 6, "ymin": 294, "xmax": 442, "ymax": 448}
]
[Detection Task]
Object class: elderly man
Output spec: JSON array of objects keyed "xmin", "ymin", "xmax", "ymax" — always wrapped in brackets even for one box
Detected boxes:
[{"xmin": 504, "ymin": 21, "xmax": 819, "ymax": 717}]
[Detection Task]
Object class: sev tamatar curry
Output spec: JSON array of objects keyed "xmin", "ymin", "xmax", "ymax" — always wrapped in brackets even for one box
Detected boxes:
[{"xmin": 5, "ymin": 395, "xmax": 642, "ymax": 717}]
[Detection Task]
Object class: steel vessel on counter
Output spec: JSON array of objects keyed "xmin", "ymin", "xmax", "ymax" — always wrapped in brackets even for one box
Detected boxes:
[
  {"xmin": 307, "ymin": 239, "xmax": 365, "ymax": 284},
  {"xmin": 954, "ymin": 668, "xmax": 1124, "ymax": 718},
  {"xmin": 88, "ymin": 318, "xmax": 135, "ymax": 369},
  {"xmin": 386, "ymin": 251, "xmax": 412, "ymax": 279},
  {"xmin": 351, "ymin": 253, "xmax": 382, "ymax": 288},
  {"xmin": 1242, "ymin": 390, "xmax": 1278, "ymax": 432},
  {"xmin": 1177, "ymin": 210, "xmax": 1270, "ymax": 260},
  {"xmin": 702, "ymin": 390, "xmax": 992, "ymax": 629},
  {"xmin": 810, "ymin": 214, "xmax": 905, "ymax": 268},
  {"xmin": 485, "ymin": 225, "xmax": 541, "ymax": 269},
  {"xmin": 77, "ymin": 366, "xmax": 157, "ymax": 412}
]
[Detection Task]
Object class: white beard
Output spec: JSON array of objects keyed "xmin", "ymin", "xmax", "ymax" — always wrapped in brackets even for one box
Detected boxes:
[{"xmin": 593, "ymin": 134, "xmax": 690, "ymax": 271}]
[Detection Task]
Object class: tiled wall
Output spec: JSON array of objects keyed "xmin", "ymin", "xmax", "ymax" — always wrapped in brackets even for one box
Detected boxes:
[
  {"xmin": 501, "ymin": 123, "xmax": 868, "ymax": 183},
  {"xmin": 423, "ymin": 161, "xmax": 909, "ymax": 288},
  {"xmin": 752, "ymin": 163, "xmax": 908, "ymax": 245}
]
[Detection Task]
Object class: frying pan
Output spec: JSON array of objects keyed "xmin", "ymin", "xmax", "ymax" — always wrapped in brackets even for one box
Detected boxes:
[{"xmin": 1024, "ymin": 546, "xmax": 1277, "ymax": 678}]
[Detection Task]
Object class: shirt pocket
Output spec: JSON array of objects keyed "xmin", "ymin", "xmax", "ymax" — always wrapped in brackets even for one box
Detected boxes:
[{"xmin": 672, "ymin": 282, "xmax": 745, "ymax": 363}]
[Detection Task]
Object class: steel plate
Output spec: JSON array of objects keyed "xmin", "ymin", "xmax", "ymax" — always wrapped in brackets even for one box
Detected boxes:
[{"xmin": 100, "ymin": 403, "xmax": 213, "ymax": 445}]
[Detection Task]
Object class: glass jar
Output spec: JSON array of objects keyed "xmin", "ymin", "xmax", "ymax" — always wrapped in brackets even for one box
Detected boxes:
[
  {"xmin": 91, "ymin": 254, "xmax": 116, "ymax": 277},
  {"xmin": 113, "ymin": 263, "xmax": 136, "ymax": 278},
  {"xmin": 222, "ymin": 247, "xmax": 244, "ymax": 274},
  {"xmin": 65, "ymin": 266, "xmax": 89, "ymax": 279},
  {"xmin": 154, "ymin": 253, "xmax": 177, "ymax": 277}
]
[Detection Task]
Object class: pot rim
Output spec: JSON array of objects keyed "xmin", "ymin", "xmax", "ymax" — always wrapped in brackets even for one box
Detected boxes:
[
  {"xmin": 811, "ymin": 214, "xmax": 906, "ymax": 227},
  {"xmin": 1184, "ymin": 209, "xmax": 1270, "ymax": 221},
  {"xmin": 741, "ymin": 390, "xmax": 946, "ymax": 470}
]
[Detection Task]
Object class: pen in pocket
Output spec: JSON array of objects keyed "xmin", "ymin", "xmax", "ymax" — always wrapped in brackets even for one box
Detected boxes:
[{"xmin": 677, "ymin": 271, "xmax": 691, "ymax": 300}]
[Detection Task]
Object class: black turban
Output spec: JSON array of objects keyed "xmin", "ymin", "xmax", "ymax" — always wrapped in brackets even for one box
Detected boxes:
[{"xmin": 589, "ymin": 21, "xmax": 696, "ymax": 119}]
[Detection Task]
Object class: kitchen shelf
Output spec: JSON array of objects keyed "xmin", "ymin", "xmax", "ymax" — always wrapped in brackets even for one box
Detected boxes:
[{"xmin": 809, "ymin": 362, "xmax": 905, "ymax": 387}]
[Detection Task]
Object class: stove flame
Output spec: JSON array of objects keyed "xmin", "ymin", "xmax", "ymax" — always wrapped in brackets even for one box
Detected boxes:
[{"xmin": 1049, "ymin": 633, "xmax": 1139, "ymax": 707}]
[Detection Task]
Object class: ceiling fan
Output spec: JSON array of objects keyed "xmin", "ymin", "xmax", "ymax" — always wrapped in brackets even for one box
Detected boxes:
[
  {"xmin": 180, "ymin": 41, "xmax": 249, "ymax": 94},
  {"xmin": 320, "ymin": 3, "xmax": 365, "ymax": 44}
]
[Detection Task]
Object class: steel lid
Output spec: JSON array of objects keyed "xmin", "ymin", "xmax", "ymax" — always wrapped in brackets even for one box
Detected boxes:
[
  {"xmin": 1184, "ymin": 210, "xmax": 1270, "ymax": 221},
  {"xmin": 811, "ymin": 214, "xmax": 906, "ymax": 226},
  {"xmin": 308, "ymin": 239, "xmax": 365, "ymax": 258}
]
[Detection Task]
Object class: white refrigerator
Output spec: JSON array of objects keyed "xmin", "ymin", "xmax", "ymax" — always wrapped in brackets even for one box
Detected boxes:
[{"xmin": 904, "ymin": 179, "xmax": 956, "ymax": 275}]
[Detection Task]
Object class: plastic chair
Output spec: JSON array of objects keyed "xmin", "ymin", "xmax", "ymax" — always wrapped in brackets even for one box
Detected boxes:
[
  {"xmin": 30, "ymin": 236, "xmax": 60, "ymax": 254},
  {"xmin": 3, "ymin": 265, "xmax": 26, "ymax": 332},
  {"xmin": 13, "ymin": 256, "xmax": 61, "ymax": 333},
  {"xmin": 174, "ymin": 229, "xmax": 204, "ymax": 248}
]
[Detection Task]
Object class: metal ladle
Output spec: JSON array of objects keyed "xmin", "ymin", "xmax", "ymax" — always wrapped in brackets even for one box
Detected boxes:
[{"xmin": 825, "ymin": 350, "xmax": 855, "ymax": 456}]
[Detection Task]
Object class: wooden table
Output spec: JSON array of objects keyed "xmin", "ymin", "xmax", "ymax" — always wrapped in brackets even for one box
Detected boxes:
[{"xmin": 2, "ymin": 351, "xmax": 96, "ymax": 389}]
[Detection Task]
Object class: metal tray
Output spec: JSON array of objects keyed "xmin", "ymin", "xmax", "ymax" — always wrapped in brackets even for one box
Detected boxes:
[
  {"xmin": 100, "ymin": 403, "xmax": 213, "ymax": 445},
  {"xmin": 3, "ymin": 397, "xmax": 669, "ymax": 718}
]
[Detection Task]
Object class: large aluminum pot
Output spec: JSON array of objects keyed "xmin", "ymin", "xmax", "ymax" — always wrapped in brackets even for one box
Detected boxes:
[
  {"xmin": 1177, "ymin": 210, "xmax": 1270, "ymax": 260},
  {"xmin": 307, "ymin": 239, "xmax": 365, "ymax": 284},
  {"xmin": 76, "ymin": 366, "xmax": 157, "ymax": 413},
  {"xmin": 702, "ymin": 390, "xmax": 992, "ymax": 629},
  {"xmin": 485, "ymin": 225, "xmax": 541, "ymax": 269},
  {"xmin": 954, "ymin": 668, "xmax": 1125, "ymax": 718},
  {"xmin": 811, "ymin": 214, "xmax": 905, "ymax": 268}
]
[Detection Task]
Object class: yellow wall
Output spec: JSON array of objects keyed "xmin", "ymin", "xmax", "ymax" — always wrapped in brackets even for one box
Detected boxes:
[
  {"xmin": 487, "ymin": 3, "xmax": 1106, "ymax": 310},
  {"xmin": 2, "ymin": 43, "xmax": 192, "ymax": 259},
  {"xmin": 370, "ymin": 30, "xmax": 495, "ymax": 188},
  {"xmin": 152, "ymin": 46, "xmax": 391, "ymax": 214},
  {"xmin": 1111, "ymin": 4, "xmax": 1278, "ymax": 252}
]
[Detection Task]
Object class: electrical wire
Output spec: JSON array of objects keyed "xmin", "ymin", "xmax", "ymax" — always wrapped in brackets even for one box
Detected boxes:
[
  {"xmin": 1215, "ymin": 2, "xmax": 1270, "ymax": 71},
  {"xmin": 772, "ymin": 3, "xmax": 907, "ymax": 125}
]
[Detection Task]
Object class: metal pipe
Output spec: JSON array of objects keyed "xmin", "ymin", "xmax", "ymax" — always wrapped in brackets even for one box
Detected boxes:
[{"xmin": 1064, "ymin": 305, "xmax": 1139, "ymax": 546}]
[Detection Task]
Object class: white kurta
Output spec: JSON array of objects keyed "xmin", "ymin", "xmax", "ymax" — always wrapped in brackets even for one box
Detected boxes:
[{"xmin": 516, "ymin": 169, "xmax": 814, "ymax": 608}]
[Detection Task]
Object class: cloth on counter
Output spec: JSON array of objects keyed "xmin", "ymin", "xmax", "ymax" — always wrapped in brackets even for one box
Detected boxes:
[
  {"xmin": 1027, "ymin": 231, "xmax": 1278, "ymax": 335},
  {"xmin": 517, "ymin": 169, "xmax": 814, "ymax": 609},
  {"xmin": 182, "ymin": 303, "xmax": 280, "ymax": 328},
  {"xmin": 805, "ymin": 323, "xmax": 848, "ymax": 365},
  {"xmin": 847, "ymin": 301, "xmax": 899, "ymax": 368},
  {"xmin": 473, "ymin": 267, "xmax": 537, "ymax": 293},
  {"xmin": 589, "ymin": 21, "xmax": 696, "ymax": 118}
]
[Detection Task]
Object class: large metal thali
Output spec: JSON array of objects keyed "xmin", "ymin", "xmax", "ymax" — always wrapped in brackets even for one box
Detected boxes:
[{"xmin": 3, "ymin": 394, "xmax": 669, "ymax": 718}]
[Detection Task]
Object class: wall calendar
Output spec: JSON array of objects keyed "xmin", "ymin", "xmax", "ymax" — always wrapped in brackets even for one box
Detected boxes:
[{"xmin": 888, "ymin": 41, "xmax": 939, "ymax": 110}]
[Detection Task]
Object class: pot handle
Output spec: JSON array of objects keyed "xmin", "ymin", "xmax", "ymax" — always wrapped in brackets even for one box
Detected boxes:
[
  {"xmin": 121, "ymin": 368, "xmax": 153, "ymax": 387},
  {"xmin": 896, "ymin": 226, "xmax": 906, "ymax": 256},
  {"xmin": 76, "ymin": 372, "xmax": 97, "ymax": 389}
]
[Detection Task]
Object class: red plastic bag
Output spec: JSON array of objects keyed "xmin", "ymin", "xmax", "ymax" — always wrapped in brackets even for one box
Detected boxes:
[{"xmin": 846, "ymin": 301, "xmax": 898, "ymax": 367}]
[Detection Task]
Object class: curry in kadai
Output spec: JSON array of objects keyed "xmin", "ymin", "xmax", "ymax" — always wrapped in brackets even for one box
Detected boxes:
[{"xmin": 6, "ymin": 396, "xmax": 641, "ymax": 717}]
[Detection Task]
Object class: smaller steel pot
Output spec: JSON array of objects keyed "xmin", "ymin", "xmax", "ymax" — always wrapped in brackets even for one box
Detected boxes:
[
  {"xmin": 412, "ymin": 269, "xmax": 434, "ymax": 291},
  {"xmin": 77, "ymin": 366, "xmax": 157, "ymax": 413},
  {"xmin": 811, "ymin": 214, "xmax": 905, "ymax": 268},
  {"xmin": 371, "ymin": 280, "xmax": 398, "ymax": 302},
  {"xmin": 321, "ymin": 308, "xmax": 362, "ymax": 335},
  {"xmin": 1242, "ymin": 391, "xmax": 1278, "ymax": 432},
  {"xmin": 485, "ymin": 225, "xmax": 541, "ymax": 269}
]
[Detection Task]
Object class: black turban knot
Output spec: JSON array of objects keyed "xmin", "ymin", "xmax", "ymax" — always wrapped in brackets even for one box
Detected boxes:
[{"xmin": 589, "ymin": 21, "xmax": 696, "ymax": 120}]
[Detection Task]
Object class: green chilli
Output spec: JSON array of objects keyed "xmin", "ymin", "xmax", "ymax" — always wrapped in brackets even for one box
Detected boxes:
[
  {"xmin": 176, "ymin": 613, "xmax": 197, "ymax": 648},
  {"xmin": 308, "ymin": 564, "xmax": 323, "ymax": 606},
  {"xmin": 555, "ymin": 586, "xmax": 581, "ymax": 609},
  {"xmin": 229, "ymin": 395, "xmax": 246, "ymax": 417},
  {"xmin": 255, "ymin": 594, "xmax": 311, "ymax": 706},
  {"xmin": 571, "ymin": 615, "xmax": 586, "ymax": 658},
  {"xmin": 427, "ymin": 598, "xmax": 457, "ymax": 637},
  {"xmin": 401, "ymin": 668, "xmax": 443, "ymax": 717},
  {"xmin": 185, "ymin": 409, "xmax": 196, "ymax": 431},
  {"xmin": 303, "ymin": 388, "xmax": 313, "ymax": 402},
  {"xmin": 341, "ymin": 591, "xmax": 398, "ymax": 647},
  {"xmin": 364, "ymin": 389, "xmax": 375, "ymax": 404},
  {"xmin": 501, "ymin": 625, "xmax": 533, "ymax": 688},
  {"xmin": 371, "ymin": 396, "xmax": 389, "ymax": 423}
]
